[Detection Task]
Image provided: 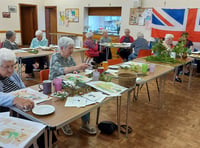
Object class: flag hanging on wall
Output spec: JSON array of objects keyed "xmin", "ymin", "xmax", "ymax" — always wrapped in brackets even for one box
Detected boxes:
[{"xmin": 151, "ymin": 8, "xmax": 200, "ymax": 42}]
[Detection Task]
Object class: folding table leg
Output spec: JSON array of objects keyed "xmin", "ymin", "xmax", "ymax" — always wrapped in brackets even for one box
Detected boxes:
[
  {"xmin": 96, "ymin": 107, "xmax": 101, "ymax": 125},
  {"xmin": 146, "ymin": 83, "xmax": 151, "ymax": 102},
  {"xmin": 156, "ymin": 78, "xmax": 160, "ymax": 92}
]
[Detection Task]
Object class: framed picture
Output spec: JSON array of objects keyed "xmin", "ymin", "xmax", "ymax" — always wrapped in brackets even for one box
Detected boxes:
[
  {"xmin": 65, "ymin": 8, "xmax": 79, "ymax": 23},
  {"xmin": 2, "ymin": 12, "xmax": 10, "ymax": 18},
  {"xmin": 8, "ymin": 5, "xmax": 17, "ymax": 13}
]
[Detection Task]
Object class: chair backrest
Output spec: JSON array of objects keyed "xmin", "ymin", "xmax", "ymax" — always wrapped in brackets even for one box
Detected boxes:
[
  {"xmin": 40, "ymin": 69, "xmax": 49, "ymax": 83},
  {"xmin": 137, "ymin": 49, "xmax": 152, "ymax": 58},
  {"xmin": 107, "ymin": 58, "xmax": 123, "ymax": 65}
]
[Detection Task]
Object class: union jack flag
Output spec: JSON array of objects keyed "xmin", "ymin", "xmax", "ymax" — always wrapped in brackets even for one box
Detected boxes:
[{"xmin": 151, "ymin": 8, "xmax": 200, "ymax": 42}]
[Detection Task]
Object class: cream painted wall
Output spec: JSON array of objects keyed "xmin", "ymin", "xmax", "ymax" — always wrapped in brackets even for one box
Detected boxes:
[
  {"xmin": 1, "ymin": 0, "xmax": 200, "ymax": 45},
  {"xmin": 0, "ymin": 0, "xmax": 45, "ymax": 45},
  {"xmin": 45, "ymin": 0, "xmax": 200, "ymax": 42}
]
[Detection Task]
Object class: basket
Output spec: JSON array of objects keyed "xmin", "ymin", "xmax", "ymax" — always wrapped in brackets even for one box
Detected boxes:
[{"xmin": 118, "ymin": 73, "xmax": 137, "ymax": 88}]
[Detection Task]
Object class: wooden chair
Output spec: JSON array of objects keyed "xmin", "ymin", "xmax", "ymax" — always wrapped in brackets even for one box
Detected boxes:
[
  {"xmin": 134, "ymin": 49, "xmax": 159, "ymax": 102},
  {"xmin": 107, "ymin": 58, "xmax": 123, "ymax": 65},
  {"xmin": 84, "ymin": 50, "xmax": 93, "ymax": 63},
  {"xmin": 40, "ymin": 69, "xmax": 49, "ymax": 83}
]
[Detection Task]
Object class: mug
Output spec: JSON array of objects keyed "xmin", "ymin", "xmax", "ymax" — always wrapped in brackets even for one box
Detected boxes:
[
  {"xmin": 101, "ymin": 61, "xmax": 108, "ymax": 70},
  {"xmin": 39, "ymin": 80, "xmax": 52, "ymax": 94},
  {"xmin": 93, "ymin": 71, "xmax": 100, "ymax": 81},
  {"xmin": 149, "ymin": 64, "xmax": 156, "ymax": 73},
  {"xmin": 53, "ymin": 78, "xmax": 62, "ymax": 92},
  {"xmin": 97, "ymin": 67, "xmax": 104, "ymax": 74}
]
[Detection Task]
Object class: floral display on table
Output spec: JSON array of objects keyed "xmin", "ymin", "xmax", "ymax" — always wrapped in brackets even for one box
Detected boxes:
[{"xmin": 145, "ymin": 39, "xmax": 181, "ymax": 64}]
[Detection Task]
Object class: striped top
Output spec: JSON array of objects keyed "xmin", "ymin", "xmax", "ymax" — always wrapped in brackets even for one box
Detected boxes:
[{"xmin": 0, "ymin": 77, "xmax": 20, "ymax": 93}]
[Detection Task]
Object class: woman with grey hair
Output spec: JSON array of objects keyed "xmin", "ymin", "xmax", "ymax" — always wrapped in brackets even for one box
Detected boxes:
[
  {"xmin": 0, "ymin": 48, "xmax": 34, "ymax": 111},
  {"xmin": 49, "ymin": 37, "xmax": 96, "ymax": 136},
  {"xmin": 84, "ymin": 32, "xmax": 106, "ymax": 64},
  {"xmin": 2, "ymin": 31, "xmax": 36, "ymax": 79},
  {"xmin": 128, "ymin": 32, "xmax": 149, "ymax": 61},
  {"xmin": 100, "ymin": 29, "xmax": 112, "ymax": 59},
  {"xmin": 2, "ymin": 31, "xmax": 18, "ymax": 50}
]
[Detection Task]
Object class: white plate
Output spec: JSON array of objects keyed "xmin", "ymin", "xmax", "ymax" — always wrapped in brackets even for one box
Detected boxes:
[
  {"xmin": 108, "ymin": 65, "xmax": 119, "ymax": 69},
  {"xmin": 32, "ymin": 105, "xmax": 55, "ymax": 116}
]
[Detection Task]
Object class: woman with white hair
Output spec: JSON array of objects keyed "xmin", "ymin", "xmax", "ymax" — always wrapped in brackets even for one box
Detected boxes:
[
  {"xmin": 30, "ymin": 30, "xmax": 48, "ymax": 70},
  {"xmin": 2, "ymin": 31, "xmax": 18, "ymax": 50},
  {"xmin": 100, "ymin": 29, "xmax": 112, "ymax": 59},
  {"xmin": 84, "ymin": 32, "xmax": 106, "ymax": 64},
  {"xmin": 128, "ymin": 32, "xmax": 149, "ymax": 61},
  {"xmin": 163, "ymin": 34, "xmax": 174, "ymax": 51},
  {"xmin": 0, "ymin": 48, "xmax": 34, "ymax": 111},
  {"xmin": 49, "ymin": 37, "xmax": 96, "ymax": 136}
]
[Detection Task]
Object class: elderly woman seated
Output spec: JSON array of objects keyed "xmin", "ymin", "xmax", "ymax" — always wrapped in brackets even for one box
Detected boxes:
[
  {"xmin": 30, "ymin": 30, "xmax": 48, "ymax": 70},
  {"xmin": 2, "ymin": 31, "xmax": 36, "ymax": 79},
  {"xmin": 0, "ymin": 48, "xmax": 34, "ymax": 111},
  {"xmin": 100, "ymin": 29, "xmax": 112, "ymax": 59},
  {"xmin": 49, "ymin": 37, "xmax": 96, "ymax": 136},
  {"xmin": 128, "ymin": 32, "xmax": 149, "ymax": 61},
  {"xmin": 84, "ymin": 32, "xmax": 106, "ymax": 64}
]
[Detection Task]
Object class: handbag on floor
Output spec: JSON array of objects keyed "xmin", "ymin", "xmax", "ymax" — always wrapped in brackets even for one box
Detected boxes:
[{"xmin": 98, "ymin": 121, "xmax": 118, "ymax": 135}]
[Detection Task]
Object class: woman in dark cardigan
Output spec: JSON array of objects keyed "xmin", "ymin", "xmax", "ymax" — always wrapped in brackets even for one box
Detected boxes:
[{"xmin": 2, "ymin": 31, "xmax": 36, "ymax": 79}]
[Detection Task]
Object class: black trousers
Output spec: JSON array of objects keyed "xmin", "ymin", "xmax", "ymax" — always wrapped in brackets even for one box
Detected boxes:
[
  {"xmin": 93, "ymin": 52, "xmax": 107, "ymax": 64},
  {"xmin": 22, "ymin": 58, "xmax": 35, "ymax": 74},
  {"xmin": 118, "ymin": 48, "xmax": 132, "ymax": 61}
]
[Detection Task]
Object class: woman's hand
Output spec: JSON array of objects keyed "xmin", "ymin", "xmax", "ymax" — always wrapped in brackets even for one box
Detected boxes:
[
  {"xmin": 77, "ymin": 63, "xmax": 89, "ymax": 70},
  {"xmin": 13, "ymin": 97, "xmax": 34, "ymax": 111}
]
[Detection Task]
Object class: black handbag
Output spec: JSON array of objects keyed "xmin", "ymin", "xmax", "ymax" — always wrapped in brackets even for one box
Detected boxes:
[{"xmin": 98, "ymin": 121, "xmax": 118, "ymax": 135}]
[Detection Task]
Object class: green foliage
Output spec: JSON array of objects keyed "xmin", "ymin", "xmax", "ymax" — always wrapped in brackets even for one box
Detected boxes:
[
  {"xmin": 145, "ymin": 55, "xmax": 180, "ymax": 64},
  {"xmin": 28, "ymin": 49, "xmax": 39, "ymax": 54},
  {"xmin": 172, "ymin": 38, "xmax": 188, "ymax": 54},
  {"xmin": 152, "ymin": 39, "xmax": 168, "ymax": 56}
]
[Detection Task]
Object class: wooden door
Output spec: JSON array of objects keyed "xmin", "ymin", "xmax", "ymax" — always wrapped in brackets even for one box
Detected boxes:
[
  {"xmin": 20, "ymin": 4, "xmax": 38, "ymax": 46},
  {"xmin": 45, "ymin": 7, "xmax": 57, "ymax": 45}
]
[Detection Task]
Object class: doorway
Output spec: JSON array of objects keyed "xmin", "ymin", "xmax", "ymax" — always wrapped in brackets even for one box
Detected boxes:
[
  {"xmin": 45, "ymin": 6, "xmax": 57, "ymax": 45},
  {"xmin": 19, "ymin": 4, "xmax": 38, "ymax": 46}
]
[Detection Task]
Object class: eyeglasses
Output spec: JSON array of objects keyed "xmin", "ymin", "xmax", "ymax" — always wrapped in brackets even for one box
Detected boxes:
[{"xmin": 0, "ymin": 64, "xmax": 15, "ymax": 70}]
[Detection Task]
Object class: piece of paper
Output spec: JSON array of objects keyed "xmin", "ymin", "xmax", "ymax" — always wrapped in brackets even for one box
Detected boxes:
[
  {"xmin": 65, "ymin": 92, "xmax": 108, "ymax": 107},
  {"xmin": 61, "ymin": 74, "xmax": 92, "ymax": 83},
  {"xmin": 11, "ymin": 88, "xmax": 50, "ymax": 104},
  {"xmin": 13, "ymin": 50, "xmax": 27, "ymax": 53},
  {"xmin": 86, "ymin": 81, "xmax": 127, "ymax": 95},
  {"xmin": 0, "ymin": 115, "xmax": 45, "ymax": 148}
]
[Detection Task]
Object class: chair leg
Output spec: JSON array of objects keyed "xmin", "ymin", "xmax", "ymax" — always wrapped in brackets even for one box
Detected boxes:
[
  {"xmin": 146, "ymin": 83, "xmax": 151, "ymax": 102},
  {"xmin": 156, "ymin": 78, "xmax": 160, "ymax": 92}
]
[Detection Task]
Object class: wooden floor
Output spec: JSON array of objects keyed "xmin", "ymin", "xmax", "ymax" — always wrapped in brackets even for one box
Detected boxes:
[{"xmin": 22, "ymin": 52, "xmax": 200, "ymax": 148}]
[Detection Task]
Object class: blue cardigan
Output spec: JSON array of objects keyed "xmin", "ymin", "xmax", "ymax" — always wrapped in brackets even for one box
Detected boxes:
[{"xmin": 0, "ymin": 72, "xmax": 25, "ymax": 107}]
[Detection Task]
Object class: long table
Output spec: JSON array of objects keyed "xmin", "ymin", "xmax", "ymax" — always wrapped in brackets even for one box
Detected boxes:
[
  {"xmin": 15, "ymin": 48, "xmax": 88, "ymax": 77},
  {"xmin": 9, "ymin": 84, "xmax": 133, "ymax": 147},
  {"xmin": 134, "ymin": 57, "xmax": 194, "ymax": 89}
]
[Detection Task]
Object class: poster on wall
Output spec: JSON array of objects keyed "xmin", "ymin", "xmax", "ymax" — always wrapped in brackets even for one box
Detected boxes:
[
  {"xmin": 59, "ymin": 11, "xmax": 65, "ymax": 25},
  {"xmin": 65, "ymin": 8, "xmax": 79, "ymax": 23},
  {"xmin": 129, "ymin": 8, "xmax": 152, "ymax": 28},
  {"xmin": 2, "ymin": 12, "xmax": 10, "ymax": 18}
]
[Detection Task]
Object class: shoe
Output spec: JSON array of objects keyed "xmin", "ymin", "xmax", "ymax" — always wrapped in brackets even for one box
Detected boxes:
[
  {"xmin": 80, "ymin": 123, "xmax": 96, "ymax": 135},
  {"xmin": 175, "ymin": 77, "xmax": 182, "ymax": 83},
  {"xmin": 62, "ymin": 124, "xmax": 73, "ymax": 136},
  {"xmin": 184, "ymin": 72, "xmax": 190, "ymax": 76}
]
